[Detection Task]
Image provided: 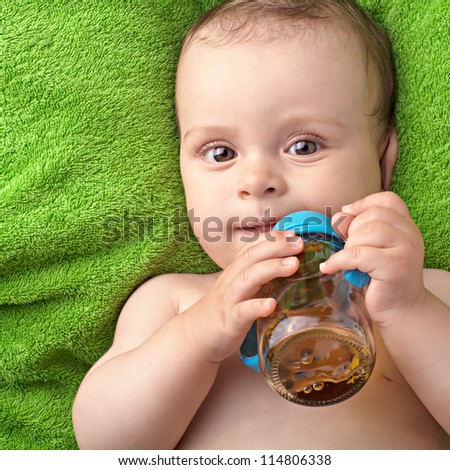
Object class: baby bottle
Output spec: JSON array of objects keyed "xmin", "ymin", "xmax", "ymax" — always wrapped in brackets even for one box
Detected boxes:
[{"xmin": 240, "ymin": 211, "xmax": 376, "ymax": 406}]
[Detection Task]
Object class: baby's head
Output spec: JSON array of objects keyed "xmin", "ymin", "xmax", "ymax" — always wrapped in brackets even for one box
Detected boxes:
[
  {"xmin": 178, "ymin": 0, "xmax": 395, "ymax": 131},
  {"xmin": 176, "ymin": 0, "xmax": 398, "ymax": 268}
]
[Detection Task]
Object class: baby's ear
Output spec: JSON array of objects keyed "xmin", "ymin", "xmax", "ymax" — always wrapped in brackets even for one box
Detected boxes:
[{"xmin": 379, "ymin": 125, "xmax": 398, "ymax": 191}]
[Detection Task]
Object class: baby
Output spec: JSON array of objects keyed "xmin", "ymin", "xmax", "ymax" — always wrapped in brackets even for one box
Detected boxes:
[{"xmin": 72, "ymin": 0, "xmax": 450, "ymax": 449}]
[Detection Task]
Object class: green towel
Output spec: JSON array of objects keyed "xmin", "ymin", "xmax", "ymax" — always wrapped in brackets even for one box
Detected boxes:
[{"xmin": 1, "ymin": 0, "xmax": 448, "ymax": 450}]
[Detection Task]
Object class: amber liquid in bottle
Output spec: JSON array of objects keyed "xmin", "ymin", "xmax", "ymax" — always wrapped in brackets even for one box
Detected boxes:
[{"xmin": 261, "ymin": 308, "xmax": 374, "ymax": 406}]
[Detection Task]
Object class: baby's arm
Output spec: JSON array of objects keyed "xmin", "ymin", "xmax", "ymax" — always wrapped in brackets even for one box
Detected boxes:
[
  {"xmin": 321, "ymin": 192, "xmax": 450, "ymax": 433},
  {"xmin": 379, "ymin": 271, "xmax": 450, "ymax": 433},
  {"xmin": 72, "ymin": 274, "xmax": 219, "ymax": 449},
  {"xmin": 72, "ymin": 232, "xmax": 303, "ymax": 449}
]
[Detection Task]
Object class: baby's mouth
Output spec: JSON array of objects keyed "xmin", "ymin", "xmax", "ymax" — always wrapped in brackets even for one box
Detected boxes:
[{"xmin": 239, "ymin": 220, "xmax": 278, "ymax": 235}]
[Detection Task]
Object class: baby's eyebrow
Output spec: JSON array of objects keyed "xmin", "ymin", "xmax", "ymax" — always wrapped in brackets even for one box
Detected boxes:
[
  {"xmin": 182, "ymin": 125, "xmax": 232, "ymax": 142},
  {"xmin": 282, "ymin": 113, "xmax": 346, "ymax": 129}
]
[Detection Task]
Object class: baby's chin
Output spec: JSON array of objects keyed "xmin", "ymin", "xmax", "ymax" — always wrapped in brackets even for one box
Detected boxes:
[{"xmin": 200, "ymin": 241, "xmax": 238, "ymax": 269}]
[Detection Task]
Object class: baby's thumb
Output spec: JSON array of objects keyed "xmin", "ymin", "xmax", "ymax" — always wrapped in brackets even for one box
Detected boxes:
[{"xmin": 231, "ymin": 298, "xmax": 275, "ymax": 336}]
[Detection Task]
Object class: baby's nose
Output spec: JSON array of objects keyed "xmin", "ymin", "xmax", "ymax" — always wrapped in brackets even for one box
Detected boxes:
[{"xmin": 236, "ymin": 158, "xmax": 287, "ymax": 199}]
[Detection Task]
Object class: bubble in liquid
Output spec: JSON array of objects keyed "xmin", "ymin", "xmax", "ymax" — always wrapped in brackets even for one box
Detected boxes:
[
  {"xmin": 313, "ymin": 382, "xmax": 324, "ymax": 391},
  {"xmin": 287, "ymin": 392, "xmax": 298, "ymax": 400},
  {"xmin": 300, "ymin": 349, "xmax": 314, "ymax": 365},
  {"xmin": 303, "ymin": 385, "xmax": 313, "ymax": 394}
]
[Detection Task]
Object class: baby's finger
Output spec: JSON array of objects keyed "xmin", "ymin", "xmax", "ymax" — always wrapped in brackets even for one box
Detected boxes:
[
  {"xmin": 226, "ymin": 231, "xmax": 302, "ymax": 280},
  {"xmin": 343, "ymin": 220, "xmax": 419, "ymax": 252},
  {"xmin": 319, "ymin": 245, "xmax": 382, "ymax": 278},
  {"xmin": 228, "ymin": 255, "xmax": 300, "ymax": 303},
  {"xmin": 341, "ymin": 191, "xmax": 411, "ymax": 219},
  {"xmin": 346, "ymin": 207, "xmax": 416, "ymax": 239}
]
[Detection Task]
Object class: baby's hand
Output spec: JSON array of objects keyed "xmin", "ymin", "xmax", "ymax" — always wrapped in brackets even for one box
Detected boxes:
[
  {"xmin": 320, "ymin": 191, "xmax": 426, "ymax": 328},
  {"xmin": 186, "ymin": 231, "xmax": 303, "ymax": 363}
]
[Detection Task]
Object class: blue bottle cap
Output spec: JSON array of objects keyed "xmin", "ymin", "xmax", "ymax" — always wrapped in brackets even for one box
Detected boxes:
[
  {"xmin": 273, "ymin": 210, "xmax": 344, "ymax": 251},
  {"xmin": 273, "ymin": 210, "xmax": 333, "ymax": 234}
]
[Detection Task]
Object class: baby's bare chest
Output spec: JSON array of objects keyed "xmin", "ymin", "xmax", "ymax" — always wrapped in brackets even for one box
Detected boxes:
[{"xmin": 177, "ymin": 353, "xmax": 448, "ymax": 450}]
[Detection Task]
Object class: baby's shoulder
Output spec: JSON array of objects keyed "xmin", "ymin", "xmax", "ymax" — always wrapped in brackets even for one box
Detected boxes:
[
  {"xmin": 133, "ymin": 271, "xmax": 219, "ymax": 313},
  {"xmin": 423, "ymin": 268, "xmax": 450, "ymax": 306},
  {"xmin": 105, "ymin": 272, "xmax": 219, "ymax": 359}
]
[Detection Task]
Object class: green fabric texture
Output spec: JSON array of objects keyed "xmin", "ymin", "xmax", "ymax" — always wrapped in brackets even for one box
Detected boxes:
[{"xmin": 1, "ymin": 0, "xmax": 448, "ymax": 449}]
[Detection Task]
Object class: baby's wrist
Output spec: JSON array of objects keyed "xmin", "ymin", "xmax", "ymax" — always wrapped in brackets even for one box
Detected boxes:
[
  {"xmin": 180, "ymin": 302, "xmax": 227, "ymax": 365},
  {"xmin": 373, "ymin": 286, "xmax": 428, "ymax": 335}
]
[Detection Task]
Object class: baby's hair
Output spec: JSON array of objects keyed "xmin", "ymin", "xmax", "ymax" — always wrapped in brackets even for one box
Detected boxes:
[{"xmin": 179, "ymin": 0, "xmax": 395, "ymax": 131}]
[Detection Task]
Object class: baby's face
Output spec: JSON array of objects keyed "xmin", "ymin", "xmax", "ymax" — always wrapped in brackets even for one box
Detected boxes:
[{"xmin": 177, "ymin": 27, "xmax": 387, "ymax": 268}]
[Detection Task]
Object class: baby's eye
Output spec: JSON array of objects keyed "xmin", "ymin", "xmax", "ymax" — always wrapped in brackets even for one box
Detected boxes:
[
  {"xmin": 204, "ymin": 146, "xmax": 237, "ymax": 163},
  {"xmin": 287, "ymin": 140, "xmax": 320, "ymax": 156}
]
